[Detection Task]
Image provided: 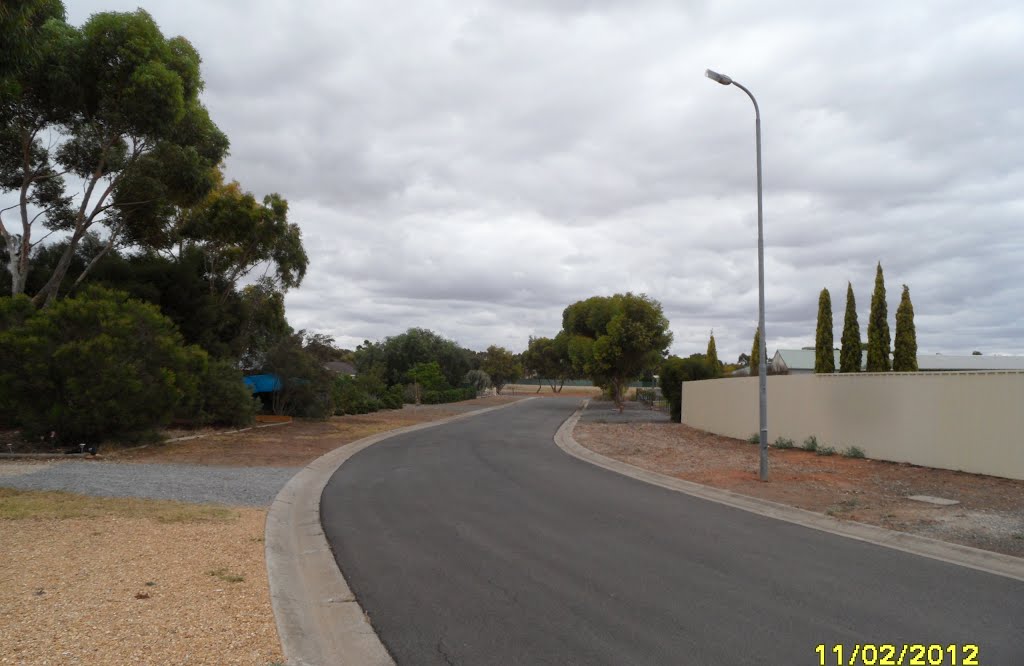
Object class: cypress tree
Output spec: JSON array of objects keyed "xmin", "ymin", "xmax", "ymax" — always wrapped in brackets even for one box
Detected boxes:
[
  {"xmin": 814, "ymin": 288, "xmax": 835, "ymax": 373},
  {"xmin": 839, "ymin": 282, "xmax": 862, "ymax": 373},
  {"xmin": 750, "ymin": 328, "xmax": 760, "ymax": 377},
  {"xmin": 866, "ymin": 262, "xmax": 891, "ymax": 371},
  {"xmin": 706, "ymin": 331, "xmax": 720, "ymax": 377},
  {"xmin": 892, "ymin": 284, "xmax": 918, "ymax": 371}
]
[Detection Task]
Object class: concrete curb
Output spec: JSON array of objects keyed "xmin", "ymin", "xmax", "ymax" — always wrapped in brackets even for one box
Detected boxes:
[
  {"xmin": 555, "ymin": 404, "xmax": 1024, "ymax": 583},
  {"xmin": 265, "ymin": 398, "xmax": 534, "ymax": 666}
]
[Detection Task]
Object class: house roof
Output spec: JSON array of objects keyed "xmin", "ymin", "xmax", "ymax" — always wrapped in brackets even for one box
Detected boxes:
[
  {"xmin": 771, "ymin": 349, "xmax": 845, "ymax": 371},
  {"xmin": 324, "ymin": 360, "xmax": 357, "ymax": 375}
]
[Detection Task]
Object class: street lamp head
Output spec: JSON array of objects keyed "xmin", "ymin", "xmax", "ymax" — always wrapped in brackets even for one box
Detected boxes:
[{"xmin": 705, "ymin": 69, "xmax": 732, "ymax": 86}]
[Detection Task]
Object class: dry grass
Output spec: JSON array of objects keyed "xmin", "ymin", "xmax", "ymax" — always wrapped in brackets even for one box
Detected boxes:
[{"xmin": 0, "ymin": 487, "xmax": 238, "ymax": 523}]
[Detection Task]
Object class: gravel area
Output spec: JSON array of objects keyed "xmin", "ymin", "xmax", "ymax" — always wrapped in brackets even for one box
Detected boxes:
[
  {"xmin": 578, "ymin": 399, "xmax": 670, "ymax": 424},
  {"xmin": 0, "ymin": 461, "xmax": 299, "ymax": 506}
]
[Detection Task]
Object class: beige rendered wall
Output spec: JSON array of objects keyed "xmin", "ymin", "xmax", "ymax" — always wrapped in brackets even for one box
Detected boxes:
[{"xmin": 681, "ymin": 372, "xmax": 1024, "ymax": 480}]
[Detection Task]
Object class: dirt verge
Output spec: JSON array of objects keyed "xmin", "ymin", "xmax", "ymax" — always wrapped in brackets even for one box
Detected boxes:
[{"xmin": 574, "ymin": 421, "xmax": 1024, "ymax": 558}]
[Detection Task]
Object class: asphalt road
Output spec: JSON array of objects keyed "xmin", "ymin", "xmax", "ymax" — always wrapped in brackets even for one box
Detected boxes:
[{"xmin": 321, "ymin": 398, "xmax": 1024, "ymax": 665}]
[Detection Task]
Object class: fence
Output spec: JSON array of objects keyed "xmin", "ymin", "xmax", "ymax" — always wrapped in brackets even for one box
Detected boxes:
[{"xmin": 680, "ymin": 372, "xmax": 1024, "ymax": 481}]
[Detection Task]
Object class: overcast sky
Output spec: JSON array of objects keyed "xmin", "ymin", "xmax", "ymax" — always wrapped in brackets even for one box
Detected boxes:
[{"xmin": 65, "ymin": 0, "xmax": 1024, "ymax": 360}]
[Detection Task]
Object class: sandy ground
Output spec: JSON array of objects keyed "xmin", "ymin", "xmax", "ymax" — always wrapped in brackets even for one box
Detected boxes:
[
  {"xmin": 574, "ymin": 421, "xmax": 1024, "ymax": 558},
  {"xmin": 0, "ymin": 500, "xmax": 280, "ymax": 666}
]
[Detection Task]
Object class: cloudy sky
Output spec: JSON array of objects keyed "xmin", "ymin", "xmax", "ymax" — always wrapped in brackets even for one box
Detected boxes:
[{"xmin": 65, "ymin": 0, "xmax": 1024, "ymax": 360}]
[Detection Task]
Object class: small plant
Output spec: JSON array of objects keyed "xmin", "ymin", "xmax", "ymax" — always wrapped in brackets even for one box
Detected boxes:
[
  {"xmin": 207, "ymin": 567, "xmax": 245, "ymax": 584},
  {"xmin": 747, "ymin": 433, "xmax": 761, "ymax": 444},
  {"xmin": 802, "ymin": 435, "xmax": 819, "ymax": 452},
  {"xmin": 842, "ymin": 446, "xmax": 866, "ymax": 459},
  {"xmin": 816, "ymin": 446, "xmax": 836, "ymax": 456},
  {"xmin": 773, "ymin": 437, "xmax": 795, "ymax": 449}
]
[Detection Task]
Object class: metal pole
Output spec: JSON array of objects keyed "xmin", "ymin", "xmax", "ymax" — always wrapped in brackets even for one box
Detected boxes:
[{"xmin": 732, "ymin": 81, "xmax": 769, "ymax": 482}]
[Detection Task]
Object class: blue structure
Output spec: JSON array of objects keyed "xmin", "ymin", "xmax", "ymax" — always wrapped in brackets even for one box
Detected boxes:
[{"xmin": 243, "ymin": 374, "xmax": 282, "ymax": 394}]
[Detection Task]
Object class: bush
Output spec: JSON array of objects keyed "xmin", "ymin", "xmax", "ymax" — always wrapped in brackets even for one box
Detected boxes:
[
  {"xmin": 803, "ymin": 435, "xmax": 819, "ymax": 452},
  {"xmin": 191, "ymin": 358, "xmax": 257, "ymax": 427},
  {"xmin": 381, "ymin": 384, "xmax": 405, "ymax": 410},
  {"xmin": 747, "ymin": 433, "xmax": 761, "ymax": 444},
  {"xmin": 773, "ymin": 436, "xmax": 795, "ymax": 449},
  {"xmin": 0, "ymin": 288, "xmax": 208, "ymax": 444},
  {"xmin": 817, "ymin": 446, "xmax": 836, "ymax": 456},
  {"xmin": 421, "ymin": 387, "xmax": 476, "ymax": 404},
  {"xmin": 463, "ymin": 369, "xmax": 491, "ymax": 395},
  {"xmin": 842, "ymin": 446, "xmax": 866, "ymax": 459},
  {"xmin": 660, "ymin": 355, "xmax": 716, "ymax": 423}
]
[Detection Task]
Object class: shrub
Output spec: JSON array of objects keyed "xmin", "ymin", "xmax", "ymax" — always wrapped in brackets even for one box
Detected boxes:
[
  {"xmin": 773, "ymin": 437, "xmax": 795, "ymax": 449},
  {"xmin": 0, "ymin": 288, "xmax": 207, "ymax": 443},
  {"xmin": 747, "ymin": 433, "xmax": 761, "ymax": 444},
  {"xmin": 803, "ymin": 435, "xmax": 819, "ymax": 452},
  {"xmin": 660, "ymin": 355, "xmax": 716, "ymax": 423},
  {"xmin": 463, "ymin": 369, "xmax": 491, "ymax": 395},
  {"xmin": 842, "ymin": 446, "xmax": 866, "ymax": 459},
  {"xmin": 817, "ymin": 446, "xmax": 836, "ymax": 456},
  {"xmin": 191, "ymin": 358, "xmax": 257, "ymax": 427},
  {"xmin": 381, "ymin": 384, "xmax": 405, "ymax": 410}
]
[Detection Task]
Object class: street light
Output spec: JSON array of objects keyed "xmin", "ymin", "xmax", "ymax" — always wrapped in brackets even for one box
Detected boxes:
[{"xmin": 705, "ymin": 68, "xmax": 769, "ymax": 482}]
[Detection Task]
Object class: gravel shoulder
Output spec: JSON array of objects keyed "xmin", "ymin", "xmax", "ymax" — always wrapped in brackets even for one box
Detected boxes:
[{"xmin": 574, "ymin": 418, "xmax": 1024, "ymax": 558}]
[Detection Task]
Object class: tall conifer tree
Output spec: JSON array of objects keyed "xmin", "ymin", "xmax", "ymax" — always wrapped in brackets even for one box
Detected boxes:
[
  {"xmin": 892, "ymin": 285, "xmax": 918, "ymax": 371},
  {"xmin": 815, "ymin": 288, "xmax": 835, "ymax": 373},
  {"xmin": 866, "ymin": 262, "xmax": 891, "ymax": 371},
  {"xmin": 706, "ymin": 331, "xmax": 720, "ymax": 377},
  {"xmin": 839, "ymin": 282, "xmax": 862, "ymax": 373}
]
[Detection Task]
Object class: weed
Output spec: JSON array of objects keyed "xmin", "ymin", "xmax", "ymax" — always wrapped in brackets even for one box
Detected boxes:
[
  {"xmin": 802, "ymin": 435, "xmax": 819, "ymax": 452},
  {"xmin": 207, "ymin": 567, "xmax": 245, "ymax": 584},
  {"xmin": 1013, "ymin": 533, "xmax": 1024, "ymax": 541},
  {"xmin": 842, "ymin": 446, "xmax": 866, "ymax": 459},
  {"xmin": 773, "ymin": 437, "xmax": 795, "ymax": 449},
  {"xmin": 817, "ymin": 446, "xmax": 836, "ymax": 456},
  {"xmin": 747, "ymin": 433, "xmax": 760, "ymax": 444}
]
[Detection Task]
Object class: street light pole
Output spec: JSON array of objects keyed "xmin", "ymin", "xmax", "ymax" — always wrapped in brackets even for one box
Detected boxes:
[{"xmin": 705, "ymin": 68, "xmax": 768, "ymax": 481}]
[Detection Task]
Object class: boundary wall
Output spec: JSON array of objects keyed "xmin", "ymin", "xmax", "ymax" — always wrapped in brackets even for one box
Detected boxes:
[{"xmin": 681, "ymin": 372, "xmax": 1024, "ymax": 480}]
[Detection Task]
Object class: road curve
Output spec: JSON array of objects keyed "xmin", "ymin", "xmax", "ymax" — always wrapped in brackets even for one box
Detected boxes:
[{"xmin": 321, "ymin": 398, "xmax": 1024, "ymax": 665}]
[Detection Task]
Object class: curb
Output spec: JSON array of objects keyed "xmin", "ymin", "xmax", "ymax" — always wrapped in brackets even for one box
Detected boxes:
[
  {"xmin": 265, "ymin": 398, "xmax": 533, "ymax": 666},
  {"xmin": 555, "ymin": 405, "xmax": 1024, "ymax": 583}
]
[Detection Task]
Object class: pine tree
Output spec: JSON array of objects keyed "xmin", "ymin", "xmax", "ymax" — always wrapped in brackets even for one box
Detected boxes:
[
  {"xmin": 814, "ymin": 288, "xmax": 834, "ymax": 373},
  {"xmin": 706, "ymin": 331, "xmax": 720, "ymax": 377},
  {"xmin": 750, "ymin": 328, "xmax": 760, "ymax": 377},
  {"xmin": 839, "ymin": 282, "xmax": 862, "ymax": 373},
  {"xmin": 892, "ymin": 284, "xmax": 918, "ymax": 371},
  {"xmin": 866, "ymin": 262, "xmax": 891, "ymax": 371}
]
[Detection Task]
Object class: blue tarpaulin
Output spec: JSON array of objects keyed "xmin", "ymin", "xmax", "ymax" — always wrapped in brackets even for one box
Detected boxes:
[{"xmin": 243, "ymin": 374, "xmax": 282, "ymax": 394}]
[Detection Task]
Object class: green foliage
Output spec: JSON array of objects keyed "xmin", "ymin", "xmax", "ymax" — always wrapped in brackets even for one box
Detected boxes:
[
  {"xmin": 187, "ymin": 358, "xmax": 256, "ymax": 427},
  {"xmin": 463, "ymin": 369, "xmax": 491, "ymax": 394},
  {"xmin": 816, "ymin": 446, "xmax": 836, "ymax": 456},
  {"xmin": 0, "ymin": 287, "xmax": 206, "ymax": 442},
  {"xmin": 333, "ymin": 374, "xmax": 391, "ymax": 415},
  {"xmin": 262, "ymin": 332, "xmax": 334, "ymax": 418},
  {"xmin": 866, "ymin": 262, "xmax": 891, "ymax": 372},
  {"xmin": 747, "ymin": 433, "xmax": 761, "ymax": 445},
  {"xmin": 481, "ymin": 345, "xmax": 522, "ymax": 395},
  {"xmin": 408, "ymin": 361, "xmax": 449, "ymax": 392},
  {"xmin": 842, "ymin": 446, "xmax": 866, "ymax": 459},
  {"xmin": 815, "ymin": 288, "xmax": 835, "ymax": 373},
  {"xmin": 421, "ymin": 387, "xmax": 476, "ymax": 404},
  {"xmin": 706, "ymin": 332, "xmax": 721, "ymax": 377},
  {"xmin": 354, "ymin": 328, "xmax": 474, "ymax": 389},
  {"xmin": 749, "ymin": 328, "xmax": 760, "ymax": 376},
  {"xmin": 892, "ymin": 285, "xmax": 918, "ymax": 372},
  {"xmin": 562, "ymin": 293, "xmax": 672, "ymax": 407},
  {"xmin": 522, "ymin": 333, "xmax": 574, "ymax": 392},
  {"xmin": 773, "ymin": 437, "xmax": 795, "ymax": 449},
  {"xmin": 802, "ymin": 435, "xmax": 819, "ymax": 452},
  {"xmin": 839, "ymin": 282, "xmax": 862, "ymax": 373},
  {"xmin": 659, "ymin": 354, "xmax": 716, "ymax": 423}
]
